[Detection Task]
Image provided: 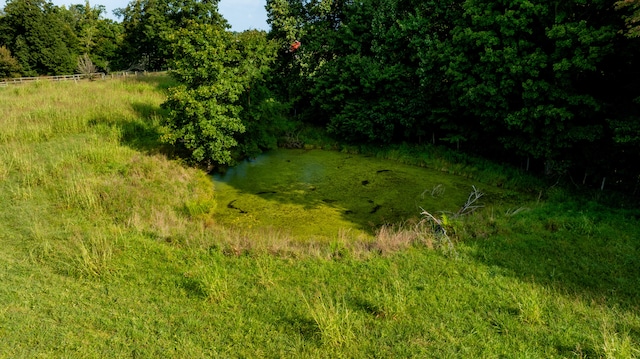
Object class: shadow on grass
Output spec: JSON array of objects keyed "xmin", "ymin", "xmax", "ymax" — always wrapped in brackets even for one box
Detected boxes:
[
  {"xmin": 124, "ymin": 102, "xmax": 166, "ymax": 151},
  {"xmin": 467, "ymin": 202, "xmax": 640, "ymax": 309},
  {"xmin": 277, "ymin": 314, "xmax": 321, "ymax": 345},
  {"xmin": 122, "ymin": 72, "xmax": 179, "ymax": 91},
  {"xmin": 89, "ymin": 100, "xmax": 183, "ymax": 160},
  {"xmin": 93, "ymin": 74, "xmax": 180, "ymax": 155}
]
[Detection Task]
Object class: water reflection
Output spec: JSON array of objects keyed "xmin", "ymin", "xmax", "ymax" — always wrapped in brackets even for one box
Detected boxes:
[{"xmin": 212, "ymin": 154, "xmax": 270, "ymax": 183}]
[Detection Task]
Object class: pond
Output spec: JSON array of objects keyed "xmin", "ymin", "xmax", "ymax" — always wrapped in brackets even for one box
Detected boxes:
[{"xmin": 212, "ymin": 149, "xmax": 498, "ymax": 241}]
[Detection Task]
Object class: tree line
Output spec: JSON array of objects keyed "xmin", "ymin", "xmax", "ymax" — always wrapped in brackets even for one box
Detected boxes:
[
  {"xmin": 2, "ymin": 0, "xmax": 640, "ymax": 193},
  {"xmin": 0, "ymin": 0, "xmax": 119, "ymax": 76},
  {"xmin": 267, "ymin": 0, "xmax": 640, "ymax": 192},
  {"xmin": 0, "ymin": 0, "xmax": 229, "ymax": 76}
]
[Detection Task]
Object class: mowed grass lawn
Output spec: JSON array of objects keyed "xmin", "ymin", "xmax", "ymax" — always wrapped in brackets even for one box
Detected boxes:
[{"xmin": 0, "ymin": 76, "xmax": 639, "ymax": 358}]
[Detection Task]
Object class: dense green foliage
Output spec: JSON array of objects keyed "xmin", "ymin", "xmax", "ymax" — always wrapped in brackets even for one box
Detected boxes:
[
  {"xmin": 161, "ymin": 21, "xmax": 246, "ymax": 165},
  {"xmin": 0, "ymin": 45, "xmax": 21, "ymax": 78},
  {"xmin": 161, "ymin": 22, "xmax": 286, "ymax": 165},
  {"xmin": 617, "ymin": 0, "xmax": 640, "ymax": 37},
  {"xmin": 0, "ymin": 0, "xmax": 229, "ymax": 74},
  {"xmin": 1, "ymin": 0, "xmax": 639, "ymax": 355},
  {"xmin": 0, "ymin": 0, "xmax": 77, "ymax": 75},
  {"xmin": 114, "ymin": 0, "xmax": 224, "ymax": 71},
  {"xmin": 0, "ymin": 0, "xmax": 122, "ymax": 75},
  {"xmin": 267, "ymin": 0, "xmax": 640, "ymax": 192},
  {"xmin": 61, "ymin": 2, "xmax": 123, "ymax": 71}
]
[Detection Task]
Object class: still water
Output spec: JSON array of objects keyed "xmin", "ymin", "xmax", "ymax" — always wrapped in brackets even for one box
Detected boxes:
[{"xmin": 212, "ymin": 149, "xmax": 491, "ymax": 241}]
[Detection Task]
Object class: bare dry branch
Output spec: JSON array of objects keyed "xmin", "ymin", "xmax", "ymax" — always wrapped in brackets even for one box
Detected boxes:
[
  {"xmin": 456, "ymin": 185, "xmax": 484, "ymax": 216},
  {"xmin": 77, "ymin": 54, "xmax": 97, "ymax": 79}
]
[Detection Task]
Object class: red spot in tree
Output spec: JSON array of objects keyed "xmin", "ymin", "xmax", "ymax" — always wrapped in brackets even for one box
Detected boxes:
[{"xmin": 289, "ymin": 40, "xmax": 301, "ymax": 53}]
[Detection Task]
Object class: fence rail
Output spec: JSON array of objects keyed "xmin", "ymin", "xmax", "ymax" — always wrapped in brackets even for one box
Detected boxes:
[{"xmin": 0, "ymin": 71, "xmax": 159, "ymax": 87}]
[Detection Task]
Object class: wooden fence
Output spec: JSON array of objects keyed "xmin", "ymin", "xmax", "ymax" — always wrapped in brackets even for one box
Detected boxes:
[{"xmin": 0, "ymin": 71, "xmax": 159, "ymax": 87}]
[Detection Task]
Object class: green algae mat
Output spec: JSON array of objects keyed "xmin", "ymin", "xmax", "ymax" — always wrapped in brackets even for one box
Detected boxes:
[{"xmin": 212, "ymin": 149, "xmax": 511, "ymax": 240}]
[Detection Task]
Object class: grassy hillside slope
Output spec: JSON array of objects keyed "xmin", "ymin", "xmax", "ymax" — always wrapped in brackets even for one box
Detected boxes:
[{"xmin": 0, "ymin": 77, "xmax": 638, "ymax": 358}]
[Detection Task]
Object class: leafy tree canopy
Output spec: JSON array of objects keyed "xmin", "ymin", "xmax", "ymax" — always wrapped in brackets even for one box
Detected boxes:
[
  {"xmin": 616, "ymin": 0, "xmax": 640, "ymax": 37},
  {"xmin": 0, "ymin": 45, "xmax": 21, "ymax": 78},
  {"xmin": 0, "ymin": 0, "xmax": 77, "ymax": 75},
  {"xmin": 161, "ymin": 21, "xmax": 282, "ymax": 166},
  {"xmin": 115, "ymin": 0, "xmax": 225, "ymax": 71}
]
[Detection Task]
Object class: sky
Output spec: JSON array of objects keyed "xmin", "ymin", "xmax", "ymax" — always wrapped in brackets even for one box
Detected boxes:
[{"xmin": 2, "ymin": 0, "xmax": 269, "ymax": 32}]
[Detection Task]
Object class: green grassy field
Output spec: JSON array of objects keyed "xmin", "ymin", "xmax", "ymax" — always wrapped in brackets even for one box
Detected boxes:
[{"xmin": 0, "ymin": 76, "xmax": 639, "ymax": 358}]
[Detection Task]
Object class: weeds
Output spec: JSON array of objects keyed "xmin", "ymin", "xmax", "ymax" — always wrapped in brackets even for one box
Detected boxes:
[
  {"xmin": 372, "ymin": 220, "xmax": 434, "ymax": 255},
  {"xmin": 71, "ymin": 231, "xmax": 117, "ymax": 277},
  {"xmin": 182, "ymin": 264, "xmax": 228, "ymax": 302},
  {"xmin": 513, "ymin": 285, "xmax": 547, "ymax": 325},
  {"xmin": 416, "ymin": 185, "xmax": 486, "ymax": 256},
  {"xmin": 600, "ymin": 318, "xmax": 639, "ymax": 358},
  {"xmin": 302, "ymin": 290, "xmax": 355, "ymax": 347},
  {"xmin": 376, "ymin": 277, "xmax": 410, "ymax": 319},
  {"xmin": 419, "ymin": 209, "xmax": 457, "ymax": 256},
  {"xmin": 280, "ymin": 130, "xmax": 304, "ymax": 149},
  {"xmin": 505, "ymin": 206, "xmax": 530, "ymax": 217}
]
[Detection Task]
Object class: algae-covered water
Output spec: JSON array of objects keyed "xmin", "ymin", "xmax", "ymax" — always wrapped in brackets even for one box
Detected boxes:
[{"xmin": 212, "ymin": 149, "xmax": 499, "ymax": 241}]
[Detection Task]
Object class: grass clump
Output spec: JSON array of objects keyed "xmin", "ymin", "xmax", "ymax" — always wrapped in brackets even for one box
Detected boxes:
[{"xmin": 303, "ymin": 290, "xmax": 356, "ymax": 347}]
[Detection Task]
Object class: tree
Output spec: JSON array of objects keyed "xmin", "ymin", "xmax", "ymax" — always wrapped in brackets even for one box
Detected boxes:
[
  {"xmin": 266, "ymin": 0, "xmax": 640, "ymax": 190},
  {"xmin": 61, "ymin": 1, "xmax": 123, "ymax": 71},
  {"xmin": 162, "ymin": 22, "xmax": 281, "ymax": 165},
  {"xmin": 616, "ymin": 0, "xmax": 640, "ymax": 37},
  {"xmin": 234, "ymin": 30, "xmax": 289, "ymax": 157},
  {"xmin": 0, "ymin": 0, "xmax": 77, "ymax": 75},
  {"xmin": 0, "ymin": 45, "xmax": 21, "ymax": 78},
  {"xmin": 266, "ymin": 0, "xmax": 458, "ymax": 143},
  {"xmin": 308, "ymin": 0, "xmax": 445, "ymax": 143},
  {"xmin": 116, "ymin": 0, "xmax": 224, "ymax": 71},
  {"xmin": 77, "ymin": 53, "xmax": 97, "ymax": 77},
  {"xmin": 91, "ymin": 18, "xmax": 124, "ymax": 71}
]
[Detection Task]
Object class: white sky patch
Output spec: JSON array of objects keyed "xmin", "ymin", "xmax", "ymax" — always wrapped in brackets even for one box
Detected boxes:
[{"xmin": 219, "ymin": 0, "xmax": 269, "ymax": 31}]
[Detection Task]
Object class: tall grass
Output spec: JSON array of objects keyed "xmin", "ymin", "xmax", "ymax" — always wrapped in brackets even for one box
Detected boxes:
[
  {"xmin": 1, "ymin": 77, "xmax": 638, "ymax": 358},
  {"xmin": 303, "ymin": 290, "xmax": 356, "ymax": 347},
  {"xmin": 0, "ymin": 76, "xmax": 201, "ymax": 275}
]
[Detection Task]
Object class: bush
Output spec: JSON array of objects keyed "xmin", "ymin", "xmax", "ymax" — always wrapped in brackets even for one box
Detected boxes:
[{"xmin": 0, "ymin": 46, "xmax": 22, "ymax": 78}]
